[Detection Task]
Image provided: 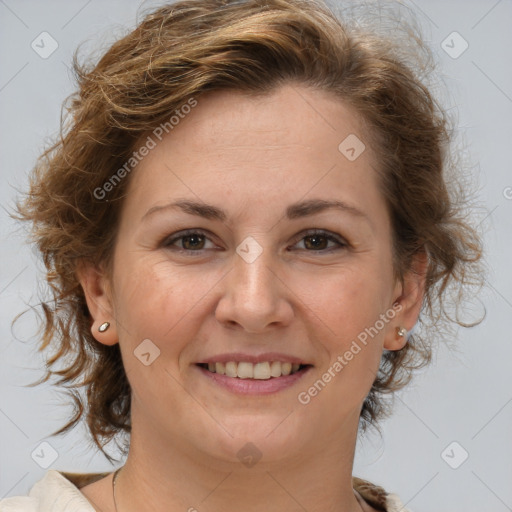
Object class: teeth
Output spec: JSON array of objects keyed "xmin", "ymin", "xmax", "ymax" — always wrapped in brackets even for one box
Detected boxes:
[
  {"xmin": 237, "ymin": 362, "xmax": 253, "ymax": 379},
  {"xmin": 270, "ymin": 361, "xmax": 282, "ymax": 377},
  {"xmin": 204, "ymin": 361, "xmax": 303, "ymax": 379},
  {"xmin": 253, "ymin": 362, "xmax": 270, "ymax": 380},
  {"xmin": 225, "ymin": 361, "xmax": 237, "ymax": 378},
  {"xmin": 281, "ymin": 362, "xmax": 292, "ymax": 376}
]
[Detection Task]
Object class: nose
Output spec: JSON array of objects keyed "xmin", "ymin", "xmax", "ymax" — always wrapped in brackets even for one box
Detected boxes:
[{"xmin": 215, "ymin": 244, "xmax": 294, "ymax": 333}]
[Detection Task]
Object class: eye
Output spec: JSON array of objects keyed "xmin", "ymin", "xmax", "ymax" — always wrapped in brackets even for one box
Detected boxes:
[
  {"xmin": 162, "ymin": 229, "xmax": 217, "ymax": 252},
  {"xmin": 291, "ymin": 229, "xmax": 348, "ymax": 252},
  {"xmin": 161, "ymin": 228, "xmax": 348, "ymax": 255}
]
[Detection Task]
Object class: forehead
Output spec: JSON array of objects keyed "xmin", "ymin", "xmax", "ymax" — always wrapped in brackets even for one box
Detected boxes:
[
  {"xmin": 155, "ymin": 85, "xmax": 371, "ymax": 161},
  {"xmin": 121, "ymin": 84, "xmax": 385, "ymax": 226}
]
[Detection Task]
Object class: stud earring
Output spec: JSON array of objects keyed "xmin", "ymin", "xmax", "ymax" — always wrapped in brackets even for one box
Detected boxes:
[
  {"xmin": 397, "ymin": 326, "xmax": 407, "ymax": 338},
  {"xmin": 98, "ymin": 321, "xmax": 110, "ymax": 333}
]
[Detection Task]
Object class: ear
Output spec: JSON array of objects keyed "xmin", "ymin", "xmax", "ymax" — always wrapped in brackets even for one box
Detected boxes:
[
  {"xmin": 76, "ymin": 261, "xmax": 118, "ymax": 346},
  {"xmin": 384, "ymin": 251, "xmax": 428, "ymax": 351}
]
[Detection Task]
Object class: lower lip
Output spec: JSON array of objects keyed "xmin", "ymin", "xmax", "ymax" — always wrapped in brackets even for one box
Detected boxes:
[{"xmin": 195, "ymin": 365, "xmax": 311, "ymax": 395}]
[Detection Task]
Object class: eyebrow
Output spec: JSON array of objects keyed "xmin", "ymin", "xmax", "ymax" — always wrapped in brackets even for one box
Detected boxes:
[{"xmin": 142, "ymin": 198, "xmax": 370, "ymax": 224}]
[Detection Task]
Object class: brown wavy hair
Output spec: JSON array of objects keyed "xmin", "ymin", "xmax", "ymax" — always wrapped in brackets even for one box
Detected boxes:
[{"xmin": 13, "ymin": 0, "xmax": 484, "ymax": 462}]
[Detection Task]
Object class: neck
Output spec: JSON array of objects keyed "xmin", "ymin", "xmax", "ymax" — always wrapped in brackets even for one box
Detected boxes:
[{"xmin": 114, "ymin": 411, "xmax": 364, "ymax": 512}]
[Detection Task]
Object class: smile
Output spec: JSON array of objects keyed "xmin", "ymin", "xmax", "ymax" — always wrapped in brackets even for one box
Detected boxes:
[{"xmin": 197, "ymin": 361, "xmax": 308, "ymax": 379}]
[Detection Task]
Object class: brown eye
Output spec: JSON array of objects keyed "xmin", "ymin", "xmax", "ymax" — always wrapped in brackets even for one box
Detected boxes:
[
  {"xmin": 163, "ymin": 230, "xmax": 215, "ymax": 252},
  {"xmin": 293, "ymin": 230, "xmax": 347, "ymax": 252},
  {"xmin": 180, "ymin": 233, "xmax": 206, "ymax": 250},
  {"xmin": 303, "ymin": 234, "xmax": 329, "ymax": 250}
]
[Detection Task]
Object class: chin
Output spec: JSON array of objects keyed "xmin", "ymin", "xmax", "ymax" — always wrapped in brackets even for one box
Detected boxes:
[{"xmin": 196, "ymin": 411, "xmax": 310, "ymax": 466}]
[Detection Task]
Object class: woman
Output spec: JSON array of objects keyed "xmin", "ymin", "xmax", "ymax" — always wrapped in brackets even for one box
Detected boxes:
[{"xmin": 2, "ymin": 0, "xmax": 482, "ymax": 511}]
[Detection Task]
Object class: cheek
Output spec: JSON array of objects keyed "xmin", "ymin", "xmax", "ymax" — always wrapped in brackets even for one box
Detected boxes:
[
  {"xmin": 303, "ymin": 263, "xmax": 394, "ymax": 344},
  {"xmin": 110, "ymin": 255, "xmax": 208, "ymax": 407},
  {"xmin": 298, "ymin": 258, "xmax": 394, "ymax": 395},
  {"xmin": 112, "ymin": 252, "xmax": 222, "ymax": 353},
  {"xmin": 297, "ymin": 273, "xmax": 389, "ymax": 420}
]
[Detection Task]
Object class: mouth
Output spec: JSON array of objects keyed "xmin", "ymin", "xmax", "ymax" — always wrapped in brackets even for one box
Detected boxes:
[
  {"xmin": 194, "ymin": 356, "xmax": 313, "ymax": 395},
  {"xmin": 196, "ymin": 361, "xmax": 311, "ymax": 380}
]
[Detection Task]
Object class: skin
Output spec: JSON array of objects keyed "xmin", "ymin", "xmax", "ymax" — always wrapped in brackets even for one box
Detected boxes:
[{"xmin": 78, "ymin": 83, "xmax": 426, "ymax": 512}]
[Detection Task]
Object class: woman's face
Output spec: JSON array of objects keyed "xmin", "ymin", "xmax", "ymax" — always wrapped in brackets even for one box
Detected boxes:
[{"xmin": 84, "ymin": 83, "xmax": 420, "ymax": 465}]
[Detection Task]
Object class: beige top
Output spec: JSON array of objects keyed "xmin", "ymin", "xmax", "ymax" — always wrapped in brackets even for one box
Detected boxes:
[{"xmin": 0, "ymin": 471, "xmax": 413, "ymax": 511}]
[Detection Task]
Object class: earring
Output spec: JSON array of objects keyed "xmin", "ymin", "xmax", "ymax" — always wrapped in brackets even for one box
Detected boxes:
[
  {"xmin": 397, "ymin": 326, "xmax": 407, "ymax": 338},
  {"xmin": 98, "ymin": 322, "xmax": 110, "ymax": 333}
]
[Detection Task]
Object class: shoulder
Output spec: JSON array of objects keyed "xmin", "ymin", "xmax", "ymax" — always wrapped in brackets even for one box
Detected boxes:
[
  {"xmin": 0, "ymin": 470, "xmax": 108, "ymax": 512},
  {"xmin": 1, "ymin": 471, "xmax": 412, "ymax": 512},
  {"xmin": 352, "ymin": 476, "xmax": 413, "ymax": 512}
]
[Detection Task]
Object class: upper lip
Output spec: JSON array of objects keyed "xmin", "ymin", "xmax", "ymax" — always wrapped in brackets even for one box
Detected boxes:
[{"xmin": 197, "ymin": 352, "xmax": 311, "ymax": 365}]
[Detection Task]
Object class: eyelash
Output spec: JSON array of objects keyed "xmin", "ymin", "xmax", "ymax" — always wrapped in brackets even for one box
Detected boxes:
[{"xmin": 162, "ymin": 229, "xmax": 348, "ymax": 255}]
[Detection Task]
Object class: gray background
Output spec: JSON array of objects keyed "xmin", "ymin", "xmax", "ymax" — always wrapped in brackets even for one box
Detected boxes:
[{"xmin": 0, "ymin": 1, "xmax": 511, "ymax": 511}]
